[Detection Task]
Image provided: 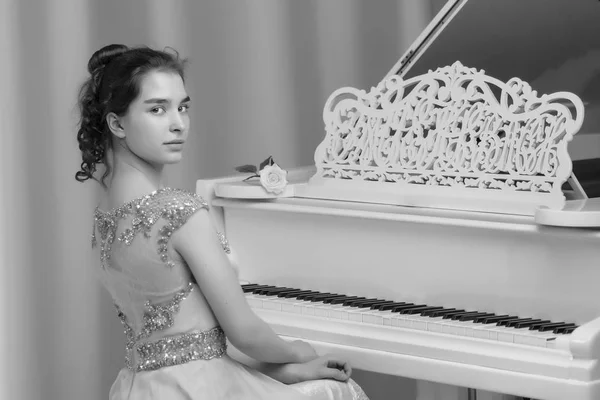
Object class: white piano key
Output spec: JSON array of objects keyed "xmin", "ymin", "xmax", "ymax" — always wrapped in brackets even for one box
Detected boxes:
[
  {"xmin": 347, "ymin": 308, "xmax": 365, "ymax": 322},
  {"xmin": 244, "ymin": 292, "xmax": 574, "ymax": 352},
  {"xmin": 442, "ymin": 319, "xmax": 471, "ymax": 336},
  {"xmin": 280, "ymin": 299, "xmax": 299, "ymax": 313},
  {"xmin": 355, "ymin": 308, "xmax": 386, "ymax": 323},
  {"xmin": 514, "ymin": 330, "xmax": 557, "ymax": 348},
  {"xmin": 472, "ymin": 323, "xmax": 501, "ymax": 340},
  {"xmin": 441, "ymin": 319, "xmax": 474, "ymax": 336},
  {"xmin": 382, "ymin": 312, "xmax": 394, "ymax": 326},
  {"xmin": 395, "ymin": 313, "xmax": 430, "ymax": 331},
  {"xmin": 365, "ymin": 309, "xmax": 397, "ymax": 325},
  {"xmin": 410, "ymin": 319, "xmax": 428, "ymax": 331},
  {"xmin": 392, "ymin": 313, "xmax": 410, "ymax": 328},
  {"xmin": 387, "ymin": 314, "xmax": 405, "ymax": 328},
  {"xmin": 276, "ymin": 298, "xmax": 306, "ymax": 314},
  {"xmin": 302, "ymin": 303, "xmax": 317, "ymax": 316},
  {"xmin": 407, "ymin": 314, "xmax": 440, "ymax": 331},
  {"xmin": 330, "ymin": 306, "xmax": 350, "ymax": 320},
  {"xmin": 274, "ymin": 297, "xmax": 300, "ymax": 310},
  {"xmin": 482, "ymin": 323, "xmax": 522, "ymax": 342},
  {"xmin": 426, "ymin": 317, "xmax": 445, "ymax": 333},
  {"xmin": 262, "ymin": 298, "xmax": 283, "ymax": 311},
  {"xmin": 495, "ymin": 326, "xmax": 517, "ymax": 343},
  {"xmin": 487, "ymin": 327, "xmax": 500, "ymax": 341},
  {"xmin": 312, "ymin": 303, "xmax": 330, "ymax": 317},
  {"xmin": 547, "ymin": 334, "xmax": 571, "ymax": 351},
  {"xmin": 246, "ymin": 295, "xmax": 264, "ymax": 309},
  {"xmin": 362, "ymin": 310, "xmax": 385, "ymax": 325}
]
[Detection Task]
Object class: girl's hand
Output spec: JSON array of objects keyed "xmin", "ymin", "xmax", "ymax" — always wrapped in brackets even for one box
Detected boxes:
[
  {"xmin": 278, "ymin": 354, "xmax": 352, "ymax": 384},
  {"xmin": 290, "ymin": 339, "xmax": 318, "ymax": 363}
]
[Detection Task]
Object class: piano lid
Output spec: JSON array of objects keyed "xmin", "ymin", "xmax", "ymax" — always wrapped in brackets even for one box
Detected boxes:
[
  {"xmin": 214, "ymin": 0, "xmax": 600, "ymax": 222},
  {"xmin": 387, "ymin": 0, "xmax": 600, "ymax": 221},
  {"xmin": 390, "ymin": 0, "xmax": 600, "ymax": 135}
]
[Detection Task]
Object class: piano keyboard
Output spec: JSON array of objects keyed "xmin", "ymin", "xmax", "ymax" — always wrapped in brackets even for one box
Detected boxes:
[{"xmin": 242, "ymin": 283, "xmax": 578, "ymax": 350}]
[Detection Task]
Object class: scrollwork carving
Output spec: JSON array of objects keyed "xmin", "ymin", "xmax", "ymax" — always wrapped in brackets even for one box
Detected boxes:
[{"xmin": 314, "ymin": 62, "xmax": 584, "ymax": 198}]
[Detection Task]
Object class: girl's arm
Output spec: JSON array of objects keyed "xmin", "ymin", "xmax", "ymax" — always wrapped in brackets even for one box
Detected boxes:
[
  {"xmin": 171, "ymin": 208, "xmax": 317, "ymax": 364},
  {"xmin": 229, "ymin": 345, "xmax": 351, "ymax": 384}
]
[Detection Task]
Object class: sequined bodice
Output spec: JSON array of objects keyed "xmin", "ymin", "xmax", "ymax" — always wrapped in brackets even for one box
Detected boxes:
[{"xmin": 91, "ymin": 188, "xmax": 230, "ymax": 371}]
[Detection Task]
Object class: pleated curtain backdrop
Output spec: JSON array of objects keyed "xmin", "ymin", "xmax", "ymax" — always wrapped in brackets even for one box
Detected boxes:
[{"xmin": 0, "ymin": 1, "xmax": 441, "ymax": 399}]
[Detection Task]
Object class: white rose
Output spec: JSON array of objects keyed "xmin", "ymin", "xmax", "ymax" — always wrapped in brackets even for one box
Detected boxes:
[{"xmin": 259, "ymin": 163, "xmax": 288, "ymax": 194}]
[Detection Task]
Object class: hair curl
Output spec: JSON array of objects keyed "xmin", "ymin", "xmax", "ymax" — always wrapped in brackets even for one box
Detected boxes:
[{"xmin": 75, "ymin": 44, "xmax": 188, "ymax": 188}]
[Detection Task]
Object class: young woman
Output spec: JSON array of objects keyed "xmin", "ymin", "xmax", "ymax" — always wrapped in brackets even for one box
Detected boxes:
[{"xmin": 76, "ymin": 44, "xmax": 369, "ymax": 400}]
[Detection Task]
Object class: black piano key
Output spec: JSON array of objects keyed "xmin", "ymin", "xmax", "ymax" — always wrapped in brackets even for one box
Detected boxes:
[
  {"xmin": 277, "ymin": 289, "xmax": 310, "ymax": 297},
  {"xmin": 252, "ymin": 285, "xmax": 278, "ymax": 294},
  {"xmin": 327, "ymin": 296, "xmax": 356, "ymax": 304},
  {"xmin": 332, "ymin": 296, "xmax": 362, "ymax": 305},
  {"xmin": 392, "ymin": 304, "xmax": 427, "ymax": 313},
  {"xmin": 458, "ymin": 312, "xmax": 495, "ymax": 322},
  {"xmin": 560, "ymin": 326, "xmax": 578, "ymax": 334},
  {"xmin": 350, "ymin": 299, "xmax": 385, "ymax": 308},
  {"xmin": 301, "ymin": 292, "xmax": 329, "ymax": 301},
  {"xmin": 370, "ymin": 301, "xmax": 396, "ymax": 310},
  {"xmin": 303, "ymin": 292, "xmax": 334, "ymax": 301},
  {"xmin": 423, "ymin": 308, "xmax": 464, "ymax": 318},
  {"xmin": 398, "ymin": 305, "xmax": 436, "ymax": 314},
  {"xmin": 360, "ymin": 300, "xmax": 391, "ymax": 309},
  {"xmin": 321, "ymin": 294, "xmax": 351, "ymax": 303},
  {"xmin": 513, "ymin": 319, "xmax": 548, "ymax": 329},
  {"xmin": 323, "ymin": 296, "xmax": 360, "ymax": 305},
  {"xmin": 447, "ymin": 311, "xmax": 480, "ymax": 320},
  {"xmin": 271, "ymin": 287, "xmax": 300, "ymax": 295},
  {"xmin": 343, "ymin": 297, "xmax": 368, "ymax": 306},
  {"xmin": 502, "ymin": 318, "xmax": 534, "ymax": 327},
  {"xmin": 295, "ymin": 291, "xmax": 322, "ymax": 300},
  {"xmin": 404, "ymin": 306, "xmax": 444, "ymax": 315},
  {"xmin": 256, "ymin": 287, "xmax": 292, "ymax": 296},
  {"xmin": 269, "ymin": 287, "xmax": 301, "ymax": 294},
  {"xmin": 296, "ymin": 290, "xmax": 321, "ymax": 300},
  {"xmin": 310, "ymin": 294, "xmax": 345, "ymax": 302},
  {"xmin": 282, "ymin": 290, "xmax": 315, "ymax": 298},
  {"xmin": 525, "ymin": 320, "xmax": 557, "ymax": 331},
  {"xmin": 358, "ymin": 299, "xmax": 387, "ymax": 306},
  {"xmin": 244, "ymin": 283, "xmax": 579, "ymax": 337},
  {"xmin": 415, "ymin": 306, "xmax": 446, "ymax": 315},
  {"xmin": 552, "ymin": 325, "xmax": 569, "ymax": 334},
  {"xmin": 444, "ymin": 311, "xmax": 485, "ymax": 321},
  {"xmin": 440, "ymin": 310, "xmax": 473, "ymax": 319},
  {"xmin": 242, "ymin": 284, "xmax": 270, "ymax": 293},
  {"xmin": 473, "ymin": 315, "xmax": 516, "ymax": 324},
  {"xmin": 537, "ymin": 322, "xmax": 576, "ymax": 332},
  {"xmin": 379, "ymin": 302, "xmax": 412, "ymax": 311},
  {"xmin": 306, "ymin": 292, "xmax": 335, "ymax": 300},
  {"xmin": 553, "ymin": 324, "xmax": 578, "ymax": 334},
  {"xmin": 398, "ymin": 305, "xmax": 432, "ymax": 315},
  {"xmin": 435, "ymin": 309, "xmax": 468, "ymax": 318}
]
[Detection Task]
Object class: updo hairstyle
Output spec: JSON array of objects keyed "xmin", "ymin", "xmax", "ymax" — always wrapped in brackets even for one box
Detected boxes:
[{"xmin": 75, "ymin": 44, "xmax": 187, "ymax": 188}]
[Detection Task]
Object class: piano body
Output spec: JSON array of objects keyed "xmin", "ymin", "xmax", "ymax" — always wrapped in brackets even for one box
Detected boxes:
[{"xmin": 197, "ymin": 1, "xmax": 600, "ymax": 399}]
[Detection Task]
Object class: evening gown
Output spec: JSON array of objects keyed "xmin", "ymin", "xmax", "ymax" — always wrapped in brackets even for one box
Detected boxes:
[{"xmin": 91, "ymin": 187, "xmax": 369, "ymax": 400}]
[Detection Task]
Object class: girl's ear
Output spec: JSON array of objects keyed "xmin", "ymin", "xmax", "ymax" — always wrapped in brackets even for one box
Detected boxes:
[{"xmin": 106, "ymin": 112, "xmax": 125, "ymax": 138}]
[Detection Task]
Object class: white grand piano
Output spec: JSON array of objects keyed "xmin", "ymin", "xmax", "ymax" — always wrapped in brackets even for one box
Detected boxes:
[{"xmin": 197, "ymin": 1, "xmax": 600, "ymax": 399}]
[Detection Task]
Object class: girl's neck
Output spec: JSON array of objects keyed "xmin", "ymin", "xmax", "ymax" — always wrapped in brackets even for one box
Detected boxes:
[{"xmin": 103, "ymin": 168, "xmax": 167, "ymax": 210}]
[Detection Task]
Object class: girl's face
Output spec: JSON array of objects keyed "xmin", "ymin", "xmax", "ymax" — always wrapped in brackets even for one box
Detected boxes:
[{"xmin": 118, "ymin": 70, "xmax": 191, "ymax": 166}]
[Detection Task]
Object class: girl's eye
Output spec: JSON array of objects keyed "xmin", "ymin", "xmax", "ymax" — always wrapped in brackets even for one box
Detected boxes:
[
  {"xmin": 179, "ymin": 104, "xmax": 190, "ymax": 113},
  {"xmin": 150, "ymin": 107, "xmax": 165, "ymax": 115}
]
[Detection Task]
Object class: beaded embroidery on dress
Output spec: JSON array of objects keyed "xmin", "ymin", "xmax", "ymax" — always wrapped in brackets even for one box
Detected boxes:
[{"xmin": 92, "ymin": 187, "xmax": 369, "ymax": 400}]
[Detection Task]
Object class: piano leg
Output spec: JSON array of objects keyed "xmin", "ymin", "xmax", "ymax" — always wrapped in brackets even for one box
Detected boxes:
[
  {"xmin": 474, "ymin": 389, "xmax": 521, "ymax": 400},
  {"xmin": 416, "ymin": 381, "xmax": 521, "ymax": 400},
  {"xmin": 416, "ymin": 380, "xmax": 467, "ymax": 400}
]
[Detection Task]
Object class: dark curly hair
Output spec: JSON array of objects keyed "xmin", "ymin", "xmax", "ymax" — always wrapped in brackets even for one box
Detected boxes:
[{"xmin": 75, "ymin": 44, "xmax": 188, "ymax": 188}]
